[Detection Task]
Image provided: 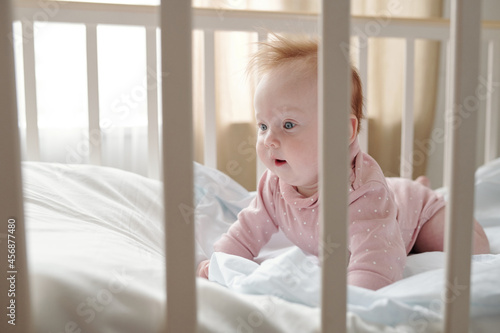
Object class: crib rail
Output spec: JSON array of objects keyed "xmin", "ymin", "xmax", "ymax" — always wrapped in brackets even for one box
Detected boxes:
[
  {"xmin": 160, "ymin": 1, "xmax": 196, "ymax": 331},
  {"xmin": 443, "ymin": 1, "xmax": 481, "ymax": 330},
  {"xmin": 2, "ymin": 1, "xmax": 499, "ymax": 333},
  {"xmin": 319, "ymin": 2, "xmax": 350, "ymax": 331},
  {"xmin": 0, "ymin": 1, "xmax": 31, "ymax": 333},
  {"xmin": 86, "ymin": 22, "xmax": 101, "ymax": 165}
]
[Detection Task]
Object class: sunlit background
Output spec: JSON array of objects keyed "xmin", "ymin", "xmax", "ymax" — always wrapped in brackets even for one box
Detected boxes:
[
  {"xmin": 14, "ymin": 20, "xmax": 154, "ymax": 173},
  {"xmin": 11, "ymin": 0, "xmax": 500, "ymax": 187}
]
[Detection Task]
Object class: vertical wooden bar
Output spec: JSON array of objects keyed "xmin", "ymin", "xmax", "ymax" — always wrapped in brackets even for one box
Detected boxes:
[
  {"xmin": 400, "ymin": 38, "xmax": 415, "ymax": 179},
  {"xmin": 357, "ymin": 38, "xmax": 369, "ymax": 153},
  {"xmin": 86, "ymin": 23, "xmax": 102, "ymax": 165},
  {"xmin": 443, "ymin": 41, "xmax": 453, "ymax": 188},
  {"xmin": 255, "ymin": 31, "xmax": 268, "ymax": 184},
  {"xmin": 0, "ymin": 1, "xmax": 32, "ymax": 332},
  {"xmin": 160, "ymin": 1, "xmax": 196, "ymax": 332},
  {"xmin": 21, "ymin": 21, "xmax": 40, "ymax": 161},
  {"xmin": 203, "ymin": 29, "xmax": 217, "ymax": 169},
  {"xmin": 146, "ymin": 26, "xmax": 160, "ymax": 179},
  {"xmin": 485, "ymin": 40, "xmax": 499, "ymax": 163},
  {"xmin": 444, "ymin": 1, "xmax": 481, "ymax": 332},
  {"xmin": 319, "ymin": 0, "xmax": 350, "ymax": 332}
]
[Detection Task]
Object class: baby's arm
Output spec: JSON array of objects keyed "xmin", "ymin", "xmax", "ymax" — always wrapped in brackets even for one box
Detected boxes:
[
  {"xmin": 347, "ymin": 181, "xmax": 407, "ymax": 290},
  {"xmin": 196, "ymin": 203, "xmax": 278, "ymax": 278},
  {"xmin": 196, "ymin": 220, "xmax": 257, "ymax": 279},
  {"xmin": 197, "ymin": 171, "xmax": 280, "ymax": 278},
  {"xmin": 213, "ymin": 196, "xmax": 279, "ymax": 258}
]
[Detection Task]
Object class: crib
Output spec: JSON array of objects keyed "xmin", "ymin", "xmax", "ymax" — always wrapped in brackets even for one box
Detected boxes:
[{"xmin": 1, "ymin": 0, "xmax": 500, "ymax": 332}]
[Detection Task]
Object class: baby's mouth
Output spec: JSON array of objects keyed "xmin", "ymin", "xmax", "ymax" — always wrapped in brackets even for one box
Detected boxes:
[{"xmin": 275, "ymin": 159, "xmax": 287, "ymax": 167}]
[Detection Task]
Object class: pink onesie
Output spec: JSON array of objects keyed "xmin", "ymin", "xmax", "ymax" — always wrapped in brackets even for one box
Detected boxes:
[{"xmin": 213, "ymin": 139, "xmax": 445, "ymax": 290}]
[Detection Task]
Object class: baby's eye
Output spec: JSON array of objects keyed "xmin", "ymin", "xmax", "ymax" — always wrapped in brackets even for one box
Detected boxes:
[
  {"xmin": 284, "ymin": 121, "xmax": 295, "ymax": 129},
  {"xmin": 259, "ymin": 123, "xmax": 268, "ymax": 131}
]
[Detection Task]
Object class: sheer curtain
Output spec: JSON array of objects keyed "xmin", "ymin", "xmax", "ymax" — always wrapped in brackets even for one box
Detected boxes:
[
  {"xmin": 352, "ymin": 0, "xmax": 443, "ymax": 179},
  {"xmin": 20, "ymin": 1, "xmax": 442, "ymax": 186},
  {"xmin": 194, "ymin": 0, "xmax": 443, "ymax": 189},
  {"xmin": 15, "ymin": 22, "xmax": 151, "ymax": 176}
]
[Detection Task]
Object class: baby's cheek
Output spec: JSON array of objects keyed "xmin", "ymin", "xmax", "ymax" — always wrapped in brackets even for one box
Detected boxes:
[
  {"xmin": 303, "ymin": 144, "xmax": 318, "ymax": 165},
  {"xmin": 256, "ymin": 144, "xmax": 267, "ymax": 163}
]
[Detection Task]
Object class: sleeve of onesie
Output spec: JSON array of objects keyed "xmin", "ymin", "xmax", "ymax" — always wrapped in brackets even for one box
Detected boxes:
[
  {"xmin": 347, "ymin": 181, "xmax": 407, "ymax": 290},
  {"xmin": 213, "ymin": 171, "xmax": 280, "ymax": 260}
]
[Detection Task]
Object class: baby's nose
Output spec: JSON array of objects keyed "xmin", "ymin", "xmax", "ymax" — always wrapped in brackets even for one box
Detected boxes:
[{"xmin": 264, "ymin": 130, "xmax": 280, "ymax": 148}]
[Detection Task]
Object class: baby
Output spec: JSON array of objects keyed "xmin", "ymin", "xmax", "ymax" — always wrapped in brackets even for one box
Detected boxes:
[{"xmin": 197, "ymin": 35, "xmax": 490, "ymax": 290}]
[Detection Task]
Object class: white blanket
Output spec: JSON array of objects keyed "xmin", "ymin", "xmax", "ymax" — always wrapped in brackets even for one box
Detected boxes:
[
  {"xmin": 209, "ymin": 250, "xmax": 500, "ymax": 327},
  {"xmin": 22, "ymin": 159, "xmax": 500, "ymax": 333}
]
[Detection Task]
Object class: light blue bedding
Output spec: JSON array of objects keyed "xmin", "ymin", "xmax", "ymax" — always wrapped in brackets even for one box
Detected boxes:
[{"xmin": 209, "ymin": 249, "xmax": 500, "ymax": 328}]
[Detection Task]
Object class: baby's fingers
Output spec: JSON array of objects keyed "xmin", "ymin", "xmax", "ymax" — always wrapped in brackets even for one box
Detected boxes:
[{"xmin": 197, "ymin": 260, "xmax": 210, "ymax": 279}]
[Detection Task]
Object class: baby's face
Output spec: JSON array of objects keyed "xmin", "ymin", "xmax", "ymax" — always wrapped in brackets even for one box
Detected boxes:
[{"xmin": 254, "ymin": 64, "xmax": 319, "ymax": 197}]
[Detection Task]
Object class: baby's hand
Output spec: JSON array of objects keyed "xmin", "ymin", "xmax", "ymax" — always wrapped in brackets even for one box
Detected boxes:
[{"xmin": 197, "ymin": 260, "xmax": 210, "ymax": 279}]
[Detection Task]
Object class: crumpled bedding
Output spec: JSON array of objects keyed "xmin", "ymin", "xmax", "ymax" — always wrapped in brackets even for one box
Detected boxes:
[{"xmin": 22, "ymin": 158, "xmax": 500, "ymax": 333}]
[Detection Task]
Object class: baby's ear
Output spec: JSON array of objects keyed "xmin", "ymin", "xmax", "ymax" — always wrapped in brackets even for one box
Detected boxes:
[{"xmin": 349, "ymin": 115, "xmax": 358, "ymax": 144}]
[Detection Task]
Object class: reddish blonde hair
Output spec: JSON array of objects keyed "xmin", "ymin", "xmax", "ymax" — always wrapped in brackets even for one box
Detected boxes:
[{"xmin": 248, "ymin": 34, "xmax": 364, "ymax": 133}]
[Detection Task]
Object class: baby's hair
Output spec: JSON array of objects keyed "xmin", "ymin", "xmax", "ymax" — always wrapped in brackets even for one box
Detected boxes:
[{"xmin": 248, "ymin": 34, "xmax": 364, "ymax": 133}]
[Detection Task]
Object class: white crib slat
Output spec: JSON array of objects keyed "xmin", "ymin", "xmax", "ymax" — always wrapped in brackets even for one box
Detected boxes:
[
  {"xmin": 146, "ymin": 26, "xmax": 160, "ymax": 179},
  {"xmin": 203, "ymin": 30, "xmax": 217, "ymax": 169},
  {"xmin": 85, "ymin": 23, "xmax": 102, "ymax": 165},
  {"xmin": 160, "ymin": 1, "xmax": 196, "ymax": 332},
  {"xmin": 444, "ymin": 1, "xmax": 482, "ymax": 332},
  {"xmin": 357, "ymin": 38, "xmax": 369, "ymax": 153},
  {"xmin": 400, "ymin": 38, "xmax": 415, "ymax": 179},
  {"xmin": 443, "ymin": 41, "xmax": 453, "ymax": 188},
  {"xmin": 21, "ymin": 20, "xmax": 40, "ymax": 161},
  {"xmin": 319, "ymin": 1, "xmax": 350, "ymax": 332},
  {"xmin": 485, "ymin": 40, "xmax": 499, "ymax": 163},
  {"xmin": 255, "ymin": 31, "xmax": 268, "ymax": 184},
  {"xmin": 0, "ymin": 1, "xmax": 32, "ymax": 332}
]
